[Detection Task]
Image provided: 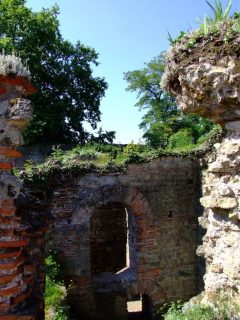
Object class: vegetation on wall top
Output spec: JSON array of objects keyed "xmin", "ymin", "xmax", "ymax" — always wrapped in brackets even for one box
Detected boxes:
[
  {"xmin": 17, "ymin": 125, "xmax": 223, "ymax": 187},
  {"xmin": 161, "ymin": 0, "xmax": 240, "ymax": 92}
]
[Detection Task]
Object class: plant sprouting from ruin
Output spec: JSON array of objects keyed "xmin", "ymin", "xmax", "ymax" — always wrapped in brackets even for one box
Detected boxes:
[
  {"xmin": 205, "ymin": 0, "xmax": 232, "ymax": 22},
  {"xmin": 167, "ymin": 0, "xmax": 233, "ymax": 45},
  {"xmin": 0, "ymin": 54, "xmax": 30, "ymax": 79}
]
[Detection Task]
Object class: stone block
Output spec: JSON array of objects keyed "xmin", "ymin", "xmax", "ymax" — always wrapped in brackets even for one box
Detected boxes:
[{"xmin": 0, "ymin": 172, "xmax": 21, "ymax": 199}]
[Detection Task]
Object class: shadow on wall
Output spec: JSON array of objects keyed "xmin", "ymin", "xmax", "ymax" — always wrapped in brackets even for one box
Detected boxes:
[{"xmin": 90, "ymin": 201, "xmax": 137, "ymax": 279}]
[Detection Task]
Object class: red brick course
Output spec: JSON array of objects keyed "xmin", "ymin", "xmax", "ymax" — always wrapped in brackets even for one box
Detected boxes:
[
  {"xmin": 0, "ymin": 316, "xmax": 35, "ymax": 320},
  {"xmin": 0, "ymin": 208, "xmax": 16, "ymax": 216},
  {"xmin": 0, "ymin": 148, "xmax": 22, "ymax": 158},
  {"xmin": 0, "ymin": 240, "xmax": 29, "ymax": 248},
  {"xmin": 0, "ymin": 70, "xmax": 36, "ymax": 319},
  {"xmin": 0, "ymin": 163, "xmax": 12, "ymax": 170}
]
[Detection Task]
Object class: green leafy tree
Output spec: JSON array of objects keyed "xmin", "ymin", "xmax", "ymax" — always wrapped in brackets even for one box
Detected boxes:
[
  {"xmin": 0, "ymin": 0, "xmax": 112, "ymax": 144},
  {"xmin": 124, "ymin": 53, "xmax": 213, "ymax": 148}
]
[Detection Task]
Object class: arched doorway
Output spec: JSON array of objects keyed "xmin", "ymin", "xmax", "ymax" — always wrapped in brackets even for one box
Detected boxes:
[{"xmin": 57, "ymin": 184, "xmax": 156, "ymax": 319}]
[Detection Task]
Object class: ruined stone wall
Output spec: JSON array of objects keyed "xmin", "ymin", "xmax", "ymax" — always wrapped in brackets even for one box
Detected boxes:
[
  {"xmin": 0, "ymin": 47, "xmax": 239, "ymax": 319},
  {"xmin": 198, "ymin": 123, "xmax": 240, "ymax": 303},
  {"xmin": 163, "ymin": 55, "xmax": 240, "ymax": 303},
  {"xmin": 48, "ymin": 156, "xmax": 201, "ymax": 319}
]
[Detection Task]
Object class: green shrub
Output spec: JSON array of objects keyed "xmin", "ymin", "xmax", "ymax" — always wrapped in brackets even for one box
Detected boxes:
[
  {"xmin": 51, "ymin": 146, "xmax": 65, "ymax": 160},
  {"xmin": 164, "ymin": 304, "xmax": 216, "ymax": 320},
  {"xmin": 45, "ymin": 253, "xmax": 64, "ymax": 285},
  {"xmin": 51, "ymin": 145, "xmax": 99, "ymax": 162},
  {"xmin": 157, "ymin": 295, "xmax": 240, "ymax": 320},
  {"xmin": 213, "ymin": 293, "xmax": 240, "ymax": 319},
  {"xmin": 123, "ymin": 142, "xmax": 146, "ymax": 155},
  {"xmin": 125, "ymin": 151, "xmax": 144, "ymax": 164},
  {"xmin": 55, "ymin": 305, "xmax": 70, "ymax": 320},
  {"xmin": 91, "ymin": 143, "xmax": 121, "ymax": 155},
  {"xmin": 197, "ymin": 134, "xmax": 209, "ymax": 145},
  {"xmin": 16, "ymin": 130, "xmax": 224, "ymax": 184},
  {"xmin": 204, "ymin": 0, "xmax": 232, "ymax": 23},
  {"xmin": 156, "ymin": 301, "xmax": 183, "ymax": 319},
  {"xmin": 45, "ymin": 276, "xmax": 65, "ymax": 308},
  {"xmin": 168, "ymin": 129, "xmax": 194, "ymax": 150},
  {"xmin": 45, "ymin": 254, "xmax": 70, "ymax": 320}
]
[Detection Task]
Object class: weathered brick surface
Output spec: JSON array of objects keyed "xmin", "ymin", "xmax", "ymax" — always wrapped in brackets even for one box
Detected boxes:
[
  {"xmin": 0, "ymin": 56, "xmax": 37, "ymax": 319},
  {"xmin": 47, "ymin": 157, "xmax": 201, "ymax": 318}
]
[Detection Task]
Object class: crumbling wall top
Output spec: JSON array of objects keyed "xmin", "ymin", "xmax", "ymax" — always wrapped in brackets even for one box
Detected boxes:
[
  {"xmin": 0, "ymin": 54, "xmax": 36, "ymax": 100},
  {"xmin": 161, "ymin": 19, "xmax": 240, "ymax": 127}
]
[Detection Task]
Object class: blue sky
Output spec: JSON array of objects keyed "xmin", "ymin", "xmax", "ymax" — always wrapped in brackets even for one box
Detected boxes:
[{"xmin": 26, "ymin": 0, "xmax": 239, "ymax": 143}]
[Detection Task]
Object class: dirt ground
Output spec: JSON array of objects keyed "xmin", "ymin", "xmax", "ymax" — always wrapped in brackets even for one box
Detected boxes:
[
  {"xmin": 127, "ymin": 301, "xmax": 148, "ymax": 320},
  {"xmin": 127, "ymin": 301, "xmax": 142, "ymax": 312}
]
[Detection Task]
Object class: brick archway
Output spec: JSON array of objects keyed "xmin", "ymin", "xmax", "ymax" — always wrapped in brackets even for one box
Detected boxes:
[
  {"xmin": 71, "ymin": 183, "xmax": 160, "ymax": 284},
  {"xmin": 126, "ymin": 278, "xmax": 167, "ymax": 306},
  {"xmin": 56, "ymin": 183, "xmax": 164, "ymax": 319},
  {"xmin": 72, "ymin": 183, "xmax": 160, "ymax": 280},
  {"xmin": 73, "ymin": 183, "xmax": 154, "ymax": 226},
  {"xmin": 75, "ymin": 183, "xmax": 162, "ymax": 318},
  {"xmin": 71, "ymin": 183, "xmax": 158, "ymax": 279}
]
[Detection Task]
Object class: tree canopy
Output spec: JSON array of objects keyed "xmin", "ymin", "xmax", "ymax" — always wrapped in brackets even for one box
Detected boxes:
[
  {"xmin": 124, "ymin": 52, "xmax": 213, "ymax": 148},
  {"xmin": 0, "ymin": 0, "xmax": 114, "ymax": 144}
]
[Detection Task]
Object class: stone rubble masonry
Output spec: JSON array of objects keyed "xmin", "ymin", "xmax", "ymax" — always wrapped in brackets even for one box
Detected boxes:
[
  {"xmin": 198, "ymin": 124, "xmax": 240, "ymax": 303},
  {"xmin": 0, "ymin": 55, "xmax": 37, "ymax": 319},
  {"xmin": 169, "ymin": 57, "xmax": 240, "ymax": 125},
  {"xmin": 166, "ymin": 56, "xmax": 240, "ymax": 303}
]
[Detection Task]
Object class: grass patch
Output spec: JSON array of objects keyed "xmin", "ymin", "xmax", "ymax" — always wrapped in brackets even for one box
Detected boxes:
[
  {"xmin": 45, "ymin": 255, "xmax": 70, "ymax": 320},
  {"xmin": 45, "ymin": 276, "xmax": 65, "ymax": 310},
  {"xmin": 156, "ymin": 294, "xmax": 240, "ymax": 320},
  {"xmin": 162, "ymin": 303, "xmax": 217, "ymax": 320}
]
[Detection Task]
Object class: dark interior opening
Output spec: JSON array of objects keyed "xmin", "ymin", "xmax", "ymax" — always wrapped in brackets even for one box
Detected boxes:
[{"xmin": 90, "ymin": 202, "xmax": 128, "ymax": 274}]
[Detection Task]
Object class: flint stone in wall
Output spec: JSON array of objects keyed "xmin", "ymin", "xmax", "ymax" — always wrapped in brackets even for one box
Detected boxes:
[
  {"xmin": 204, "ymin": 272, "xmax": 229, "ymax": 292},
  {"xmin": 8, "ymin": 98, "xmax": 33, "ymax": 130},
  {"xmin": 218, "ymin": 183, "xmax": 233, "ymax": 196},
  {"xmin": 203, "ymin": 227, "xmax": 240, "ymax": 293},
  {"xmin": 0, "ymin": 100, "xmax": 11, "ymax": 118},
  {"xmin": 0, "ymin": 120, "xmax": 23, "ymax": 147},
  {"xmin": 0, "ymin": 171, "xmax": 21, "ymax": 198},
  {"xmin": 200, "ymin": 196, "xmax": 238, "ymax": 210},
  {"xmin": 208, "ymin": 159, "xmax": 231, "ymax": 173},
  {"xmin": 225, "ymin": 121, "xmax": 240, "ymax": 131},
  {"xmin": 0, "ymin": 98, "xmax": 32, "ymax": 131},
  {"xmin": 0, "ymin": 84, "xmax": 25, "ymax": 103},
  {"xmin": 198, "ymin": 127, "xmax": 240, "ymax": 300}
]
